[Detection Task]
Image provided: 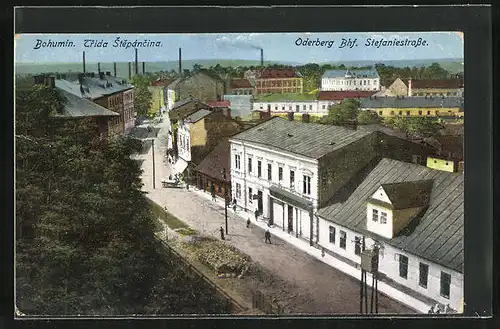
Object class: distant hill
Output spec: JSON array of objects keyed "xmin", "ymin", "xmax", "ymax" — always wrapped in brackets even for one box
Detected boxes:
[{"xmin": 15, "ymin": 58, "xmax": 464, "ymax": 77}]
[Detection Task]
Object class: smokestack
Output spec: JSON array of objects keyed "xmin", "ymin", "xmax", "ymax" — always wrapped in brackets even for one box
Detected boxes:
[
  {"xmin": 143, "ymin": 62, "xmax": 145, "ymax": 74},
  {"xmin": 98, "ymin": 62, "xmax": 101, "ymax": 74},
  {"xmin": 260, "ymin": 49, "xmax": 264, "ymax": 67},
  {"xmin": 82, "ymin": 51, "xmax": 86, "ymax": 73},
  {"xmin": 135, "ymin": 48, "xmax": 139, "ymax": 75},
  {"xmin": 179, "ymin": 48, "xmax": 182, "ymax": 77},
  {"xmin": 408, "ymin": 78, "xmax": 412, "ymax": 97},
  {"xmin": 128, "ymin": 62, "xmax": 131, "ymax": 79},
  {"xmin": 113, "ymin": 62, "xmax": 117, "ymax": 77}
]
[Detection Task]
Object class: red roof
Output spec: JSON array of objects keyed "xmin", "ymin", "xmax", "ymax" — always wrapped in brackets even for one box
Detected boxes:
[
  {"xmin": 151, "ymin": 78, "xmax": 172, "ymax": 86},
  {"xmin": 318, "ymin": 91, "xmax": 377, "ymax": 101},
  {"xmin": 409, "ymin": 79, "xmax": 463, "ymax": 89},
  {"xmin": 231, "ymin": 78, "xmax": 252, "ymax": 89},
  {"xmin": 207, "ymin": 100, "xmax": 231, "ymax": 108},
  {"xmin": 259, "ymin": 68, "xmax": 300, "ymax": 79}
]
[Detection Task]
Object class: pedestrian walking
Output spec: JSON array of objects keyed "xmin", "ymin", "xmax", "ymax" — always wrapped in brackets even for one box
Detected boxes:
[
  {"xmin": 246, "ymin": 218, "xmax": 251, "ymax": 228},
  {"xmin": 254, "ymin": 209, "xmax": 259, "ymax": 221},
  {"xmin": 220, "ymin": 227, "xmax": 225, "ymax": 240},
  {"xmin": 211, "ymin": 182, "xmax": 216, "ymax": 202},
  {"xmin": 265, "ymin": 230, "xmax": 272, "ymax": 244},
  {"xmin": 232, "ymin": 198, "xmax": 237, "ymax": 213}
]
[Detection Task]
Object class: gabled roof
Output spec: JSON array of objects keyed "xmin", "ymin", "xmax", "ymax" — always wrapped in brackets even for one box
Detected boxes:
[
  {"xmin": 231, "ymin": 78, "xmax": 253, "ymax": 89},
  {"xmin": 229, "ymin": 117, "xmax": 373, "ymax": 159},
  {"xmin": 207, "ymin": 100, "xmax": 231, "ymax": 108},
  {"xmin": 55, "ymin": 74, "xmax": 133, "ymax": 101},
  {"xmin": 317, "ymin": 158, "xmax": 464, "ymax": 273},
  {"xmin": 194, "ymin": 139, "xmax": 231, "ymax": 182},
  {"xmin": 322, "ymin": 68, "xmax": 380, "ymax": 79},
  {"xmin": 359, "ymin": 96, "xmax": 463, "ymax": 109},
  {"xmin": 169, "ymin": 98, "xmax": 209, "ymax": 121},
  {"xmin": 318, "ymin": 91, "xmax": 377, "ymax": 101},
  {"xmin": 54, "ymin": 88, "xmax": 120, "ymax": 118},
  {"xmin": 408, "ymin": 79, "xmax": 463, "ymax": 89},
  {"xmin": 379, "ymin": 179, "xmax": 434, "ymax": 210},
  {"xmin": 185, "ymin": 109, "xmax": 212, "ymax": 123}
]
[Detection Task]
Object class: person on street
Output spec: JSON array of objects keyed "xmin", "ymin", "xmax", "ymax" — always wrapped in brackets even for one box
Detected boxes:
[
  {"xmin": 246, "ymin": 218, "xmax": 251, "ymax": 228},
  {"xmin": 254, "ymin": 209, "xmax": 259, "ymax": 221},
  {"xmin": 211, "ymin": 183, "xmax": 216, "ymax": 202},
  {"xmin": 220, "ymin": 227, "xmax": 225, "ymax": 240},
  {"xmin": 232, "ymin": 198, "xmax": 237, "ymax": 213},
  {"xmin": 265, "ymin": 230, "xmax": 272, "ymax": 244}
]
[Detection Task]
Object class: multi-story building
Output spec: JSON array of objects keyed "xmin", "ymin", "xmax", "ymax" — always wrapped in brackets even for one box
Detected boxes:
[
  {"xmin": 321, "ymin": 68, "xmax": 380, "ymax": 92},
  {"xmin": 317, "ymin": 91, "xmax": 378, "ymax": 112},
  {"xmin": 247, "ymin": 68, "xmax": 304, "ymax": 95},
  {"xmin": 193, "ymin": 138, "xmax": 231, "ymax": 198},
  {"xmin": 408, "ymin": 78, "xmax": 464, "ymax": 97},
  {"xmin": 316, "ymin": 158, "xmax": 463, "ymax": 313},
  {"xmin": 359, "ymin": 96, "xmax": 463, "ymax": 118},
  {"xmin": 55, "ymin": 71, "xmax": 135, "ymax": 135},
  {"xmin": 167, "ymin": 70, "xmax": 226, "ymax": 103},
  {"xmin": 228, "ymin": 78, "xmax": 254, "ymax": 95}
]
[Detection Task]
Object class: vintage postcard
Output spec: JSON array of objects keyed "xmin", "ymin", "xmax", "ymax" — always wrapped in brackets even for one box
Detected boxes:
[{"xmin": 14, "ymin": 31, "xmax": 464, "ymax": 317}]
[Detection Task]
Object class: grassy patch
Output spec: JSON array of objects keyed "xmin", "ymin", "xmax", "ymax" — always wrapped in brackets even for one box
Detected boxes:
[
  {"xmin": 147, "ymin": 198, "xmax": 189, "ymax": 230},
  {"xmin": 254, "ymin": 93, "xmax": 318, "ymax": 102},
  {"xmin": 176, "ymin": 228, "xmax": 199, "ymax": 236}
]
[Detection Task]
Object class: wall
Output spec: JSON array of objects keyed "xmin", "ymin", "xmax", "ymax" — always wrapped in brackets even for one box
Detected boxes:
[
  {"xmin": 366, "ymin": 203, "xmax": 394, "ymax": 239},
  {"xmin": 223, "ymin": 95, "xmax": 253, "ymax": 120},
  {"xmin": 176, "ymin": 72, "xmax": 225, "ymax": 102},
  {"xmin": 412, "ymin": 88, "xmax": 461, "ymax": 97},
  {"xmin": 123, "ymin": 89, "xmax": 135, "ymax": 133},
  {"xmin": 253, "ymin": 100, "xmax": 321, "ymax": 114},
  {"xmin": 189, "ymin": 119, "xmax": 207, "ymax": 148},
  {"xmin": 317, "ymin": 133, "xmax": 379, "ymax": 207},
  {"xmin": 177, "ymin": 121, "xmax": 192, "ymax": 162},
  {"xmin": 95, "ymin": 95, "xmax": 123, "ymax": 136},
  {"xmin": 321, "ymin": 77, "xmax": 380, "ymax": 91},
  {"xmin": 255, "ymin": 78, "xmax": 303, "ymax": 94},
  {"xmin": 376, "ymin": 132, "xmax": 436, "ymax": 165},
  {"xmin": 364, "ymin": 107, "xmax": 461, "ymax": 118},
  {"xmin": 426, "ymin": 157, "xmax": 455, "ymax": 173}
]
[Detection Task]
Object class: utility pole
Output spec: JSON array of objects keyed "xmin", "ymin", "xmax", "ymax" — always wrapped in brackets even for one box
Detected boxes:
[
  {"xmin": 152, "ymin": 138, "xmax": 156, "ymax": 189},
  {"xmin": 221, "ymin": 167, "xmax": 228, "ymax": 234}
]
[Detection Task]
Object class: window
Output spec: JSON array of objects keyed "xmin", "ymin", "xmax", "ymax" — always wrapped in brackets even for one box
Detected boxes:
[
  {"xmin": 235, "ymin": 154, "xmax": 241, "ymax": 170},
  {"xmin": 303, "ymin": 105, "xmax": 306, "ymax": 111},
  {"xmin": 378, "ymin": 111, "xmax": 383, "ymax": 115},
  {"xmin": 399, "ymin": 111, "xmax": 403, "ymax": 116},
  {"xmin": 440, "ymin": 271, "xmax": 451, "ymax": 299},
  {"xmin": 322, "ymin": 105, "xmax": 326, "ymax": 109},
  {"xmin": 296, "ymin": 105, "xmax": 300, "ymax": 112},
  {"xmin": 282, "ymin": 106, "xmax": 285, "ymax": 111},
  {"xmin": 339, "ymin": 231, "xmax": 347, "ymax": 249},
  {"xmin": 267, "ymin": 163, "xmax": 272, "ymax": 180},
  {"xmin": 236, "ymin": 183, "xmax": 241, "ymax": 199},
  {"xmin": 380, "ymin": 212, "xmax": 387, "ymax": 224},
  {"xmin": 289, "ymin": 106, "xmax": 292, "ymax": 111},
  {"xmin": 275, "ymin": 106, "xmax": 278, "ymax": 111},
  {"xmin": 290, "ymin": 170, "xmax": 295, "ymax": 188},
  {"xmin": 406, "ymin": 111, "xmax": 411, "ymax": 116},
  {"xmin": 419, "ymin": 263, "xmax": 429, "ymax": 289},
  {"xmin": 390, "ymin": 111, "xmax": 395, "ymax": 116},
  {"xmin": 418, "ymin": 110, "xmax": 422, "ymax": 115},
  {"xmin": 329, "ymin": 226, "xmax": 336, "ymax": 243},
  {"xmin": 309, "ymin": 105, "xmax": 313, "ymax": 110},
  {"xmin": 278, "ymin": 167, "xmax": 283, "ymax": 181},
  {"xmin": 248, "ymin": 157, "xmax": 253, "ymax": 173},
  {"xmin": 248, "ymin": 187, "xmax": 253, "ymax": 203},
  {"xmin": 257, "ymin": 160, "xmax": 262, "ymax": 178},
  {"xmin": 303, "ymin": 175, "xmax": 311, "ymax": 195},
  {"xmin": 399, "ymin": 254, "xmax": 409, "ymax": 279},
  {"xmin": 372, "ymin": 209, "xmax": 379, "ymax": 222},
  {"xmin": 427, "ymin": 110, "xmax": 431, "ymax": 115}
]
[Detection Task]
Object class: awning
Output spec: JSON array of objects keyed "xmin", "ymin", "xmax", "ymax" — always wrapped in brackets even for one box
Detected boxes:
[
  {"xmin": 173, "ymin": 158, "xmax": 188, "ymax": 174},
  {"xmin": 269, "ymin": 185, "xmax": 312, "ymax": 211}
]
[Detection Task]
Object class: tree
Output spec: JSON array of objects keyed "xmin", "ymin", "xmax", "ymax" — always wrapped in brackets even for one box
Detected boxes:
[
  {"xmin": 321, "ymin": 99, "xmax": 360, "ymax": 125},
  {"xmin": 357, "ymin": 110, "xmax": 381, "ymax": 125},
  {"xmin": 383, "ymin": 116, "xmax": 442, "ymax": 138},
  {"xmin": 131, "ymin": 75, "xmax": 153, "ymax": 118}
]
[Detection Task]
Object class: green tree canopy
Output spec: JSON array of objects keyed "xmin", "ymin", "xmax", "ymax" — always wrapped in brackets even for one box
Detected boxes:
[
  {"xmin": 357, "ymin": 110, "xmax": 381, "ymax": 125},
  {"xmin": 321, "ymin": 99, "xmax": 360, "ymax": 125},
  {"xmin": 383, "ymin": 116, "xmax": 442, "ymax": 139}
]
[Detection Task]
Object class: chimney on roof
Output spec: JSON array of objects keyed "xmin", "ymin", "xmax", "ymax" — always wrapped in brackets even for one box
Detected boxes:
[
  {"xmin": 98, "ymin": 63, "xmax": 101, "ymax": 74},
  {"xmin": 113, "ymin": 62, "xmax": 117, "ymax": 77},
  {"xmin": 260, "ymin": 49, "xmax": 264, "ymax": 67},
  {"xmin": 33, "ymin": 74, "xmax": 45, "ymax": 85},
  {"xmin": 99, "ymin": 72, "xmax": 105, "ymax": 80},
  {"xmin": 135, "ymin": 48, "xmax": 139, "ymax": 76},
  {"xmin": 408, "ymin": 78, "xmax": 412, "ymax": 97},
  {"xmin": 48, "ymin": 76, "xmax": 55, "ymax": 88},
  {"xmin": 82, "ymin": 51, "xmax": 86, "ymax": 73},
  {"xmin": 178, "ymin": 48, "xmax": 182, "ymax": 77},
  {"xmin": 287, "ymin": 112, "xmax": 294, "ymax": 121}
]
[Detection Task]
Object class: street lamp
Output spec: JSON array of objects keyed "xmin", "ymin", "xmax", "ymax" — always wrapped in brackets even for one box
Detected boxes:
[{"xmin": 221, "ymin": 167, "xmax": 228, "ymax": 234}]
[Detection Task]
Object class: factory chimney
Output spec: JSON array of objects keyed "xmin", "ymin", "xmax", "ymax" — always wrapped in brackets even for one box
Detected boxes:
[
  {"xmin": 82, "ymin": 51, "xmax": 86, "ymax": 73},
  {"xmin": 128, "ymin": 62, "xmax": 132, "ymax": 79},
  {"xmin": 260, "ymin": 49, "xmax": 264, "ymax": 67},
  {"xmin": 143, "ymin": 62, "xmax": 146, "ymax": 75},
  {"xmin": 135, "ymin": 48, "xmax": 139, "ymax": 75},
  {"xmin": 179, "ymin": 48, "xmax": 182, "ymax": 77},
  {"xmin": 113, "ymin": 62, "xmax": 117, "ymax": 77},
  {"xmin": 98, "ymin": 62, "xmax": 101, "ymax": 74}
]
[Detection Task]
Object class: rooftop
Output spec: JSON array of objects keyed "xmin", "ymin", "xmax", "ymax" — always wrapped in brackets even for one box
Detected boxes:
[
  {"xmin": 185, "ymin": 109, "xmax": 212, "ymax": 123},
  {"xmin": 254, "ymin": 93, "xmax": 318, "ymax": 102},
  {"xmin": 408, "ymin": 79, "xmax": 464, "ymax": 89},
  {"xmin": 258, "ymin": 68, "xmax": 302, "ymax": 79},
  {"xmin": 55, "ymin": 73, "xmax": 133, "ymax": 100},
  {"xmin": 317, "ymin": 158, "xmax": 463, "ymax": 273},
  {"xmin": 229, "ymin": 117, "xmax": 373, "ymax": 159},
  {"xmin": 54, "ymin": 89, "xmax": 120, "ymax": 118},
  {"xmin": 207, "ymin": 100, "xmax": 231, "ymax": 108},
  {"xmin": 318, "ymin": 91, "xmax": 377, "ymax": 101},
  {"xmin": 194, "ymin": 139, "xmax": 231, "ymax": 182},
  {"xmin": 231, "ymin": 78, "xmax": 253, "ymax": 89},
  {"xmin": 359, "ymin": 96, "xmax": 463, "ymax": 109},
  {"xmin": 322, "ymin": 68, "xmax": 380, "ymax": 79}
]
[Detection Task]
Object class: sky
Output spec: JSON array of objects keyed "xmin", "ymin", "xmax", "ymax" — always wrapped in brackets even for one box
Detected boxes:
[{"xmin": 15, "ymin": 32, "xmax": 463, "ymax": 64}]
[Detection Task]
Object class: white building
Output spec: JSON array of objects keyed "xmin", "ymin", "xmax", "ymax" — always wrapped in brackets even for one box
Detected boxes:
[
  {"xmin": 321, "ymin": 68, "xmax": 380, "ymax": 92},
  {"xmin": 166, "ymin": 89, "xmax": 176, "ymax": 111},
  {"xmin": 229, "ymin": 116, "xmax": 378, "ymax": 245},
  {"xmin": 253, "ymin": 100, "xmax": 322, "ymax": 114},
  {"xmin": 316, "ymin": 158, "xmax": 464, "ymax": 313}
]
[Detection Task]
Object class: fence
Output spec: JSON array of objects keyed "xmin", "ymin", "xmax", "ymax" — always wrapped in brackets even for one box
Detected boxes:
[
  {"xmin": 154, "ymin": 237, "xmax": 246, "ymax": 314},
  {"xmin": 251, "ymin": 289, "xmax": 284, "ymax": 315}
]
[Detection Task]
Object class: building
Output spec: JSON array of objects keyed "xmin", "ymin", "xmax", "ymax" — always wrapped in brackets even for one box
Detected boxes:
[
  {"xmin": 169, "ymin": 98, "xmax": 209, "ymax": 124},
  {"xmin": 175, "ymin": 108, "xmax": 243, "ymax": 177},
  {"xmin": 316, "ymin": 158, "xmax": 463, "ymax": 313},
  {"xmin": 317, "ymin": 91, "xmax": 378, "ymax": 112},
  {"xmin": 359, "ymin": 96, "xmax": 463, "ymax": 118},
  {"xmin": 252, "ymin": 93, "xmax": 320, "ymax": 114},
  {"xmin": 228, "ymin": 78, "xmax": 254, "ymax": 95},
  {"xmin": 249, "ymin": 68, "xmax": 304, "ymax": 95},
  {"xmin": 207, "ymin": 100, "xmax": 231, "ymax": 118},
  {"xmin": 321, "ymin": 68, "xmax": 380, "ymax": 92},
  {"xmin": 148, "ymin": 85, "xmax": 166, "ymax": 116},
  {"xmin": 223, "ymin": 95, "xmax": 254, "ymax": 121},
  {"xmin": 193, "ymin": 138, "xmax": 231, "ymax": 199},
  {"xmin": 374, "ymin": 78, "xmax": 408, "ymax": 97},
  {"xmin": 55, "ymin": 72, "xmax": 135, "ymax": 135},
  {"xmin": 408, "ymin": 78, "xmax": 464, "ymax": 97},
  {"xmin": 166, "ymin": 70, "xmax": 226, "ymax": 103}
]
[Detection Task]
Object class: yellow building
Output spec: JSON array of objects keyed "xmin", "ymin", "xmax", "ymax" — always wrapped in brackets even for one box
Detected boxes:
[
  {"xmin": 359, "ymin": 96, "xmax": 463, "ymax": 118},
  {"xmin": 148, "ymin": 85, "xmax": 165, "ymax": 116},
  {"xmin": 426, "ymin": 156, "xmax": 456, "ymax": 173}
]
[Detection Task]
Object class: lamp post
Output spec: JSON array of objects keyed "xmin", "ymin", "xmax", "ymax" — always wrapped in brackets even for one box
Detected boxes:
[
  {"xmin": 151, "ymin": 138, "xmax": 156, "ymax": 189},
  {"xmin": 221, "ymin": 167, "xmax": 228, "ymax": 234}
]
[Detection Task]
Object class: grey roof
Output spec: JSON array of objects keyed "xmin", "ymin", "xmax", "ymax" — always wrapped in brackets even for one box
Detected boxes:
[
  {"xmin": 53, "ymin": 88, "xmax": 119, "ymax": 118},
  {"xmin": 55, "ymin": 75, "xmax": 133, "ymax": 101},
  {"xmin": 317, "ymin": 158, "xmax": 464, "ymax": 273},
  {"xmin": 171, "ymin": 97, "xmax": 198, "ymax": 110},
  {"xmin": 359, "ymin": 96, "xmax": 463, "ymax": 109},
  {"xmin": 381, "ymin": 179, "xmax": 434, "ymax": 210},
  {"xmin": 322, "ymin": 69, "xmax": 380, "ymax": 79},
  {"xmin": 167, "ymin": 78, "xmax": 183, "ymax": 89},
  {"xmin": 186, "ymin": 109, "xmax": 212, "ymax": 123},
  {"xmin": 229, "ymin": 117, "xmax": 373, "ymax": 159}
]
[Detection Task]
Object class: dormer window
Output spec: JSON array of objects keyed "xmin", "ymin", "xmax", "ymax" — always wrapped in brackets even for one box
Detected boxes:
[
  {"xmin": 372, "ymin": 209, "xmax": 379, "ymax": 222},
  {"xmin": 380, "ymin": 212, "xmax": 388, "ymax": 224}
]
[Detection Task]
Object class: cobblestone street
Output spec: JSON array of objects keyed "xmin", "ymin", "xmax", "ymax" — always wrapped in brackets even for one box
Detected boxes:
[{"xmin": 136, "ymin": 115, "xmax": 415, "ymax": 314}]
